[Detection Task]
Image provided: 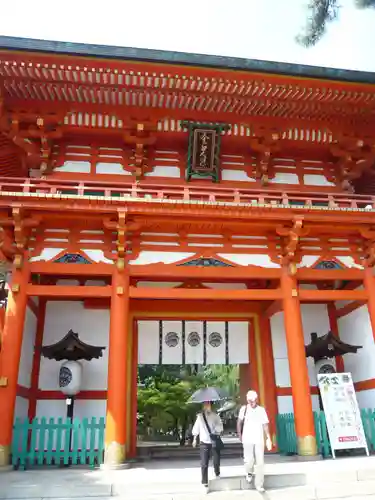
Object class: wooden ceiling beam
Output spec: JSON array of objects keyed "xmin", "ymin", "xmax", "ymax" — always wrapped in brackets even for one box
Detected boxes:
[
  {"xmin": 4, "ymin": 78, "xmax": 375, "ymax": 119},
  {"xmin": 4, "ymin": 98, "xmax": 374, "ymax": 134}
]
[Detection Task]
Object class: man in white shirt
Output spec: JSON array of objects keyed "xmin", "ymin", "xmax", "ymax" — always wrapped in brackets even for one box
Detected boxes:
[
  {"xmin": 192, "ymin": 401, "xmax": 223, "ymax": 491},
  {"xmin": 237, "ymin": 390, "xmax": 272, "ymax": 492}
]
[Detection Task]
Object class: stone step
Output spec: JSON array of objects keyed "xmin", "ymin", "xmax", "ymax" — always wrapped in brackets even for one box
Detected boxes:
[{"xmin": 209, "ymin": 473, "xmax": 307, "ymax": 492}]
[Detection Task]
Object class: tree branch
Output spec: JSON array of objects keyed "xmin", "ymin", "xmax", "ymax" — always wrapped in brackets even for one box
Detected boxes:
[{"xmin": 296, "ymin": 0, "xmax": 340, "ymax": 47}]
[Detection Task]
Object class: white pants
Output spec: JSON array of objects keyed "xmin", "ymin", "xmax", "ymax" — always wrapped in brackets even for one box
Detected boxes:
[{"xmin": 242, "ymin": 442, "xmax": 265, "ymax": 489}]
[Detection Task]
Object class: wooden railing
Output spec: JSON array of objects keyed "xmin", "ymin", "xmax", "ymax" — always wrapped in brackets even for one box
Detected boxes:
[{"xmin": 0, "ymin": 177, "xmax": 374, "ymax": 210}]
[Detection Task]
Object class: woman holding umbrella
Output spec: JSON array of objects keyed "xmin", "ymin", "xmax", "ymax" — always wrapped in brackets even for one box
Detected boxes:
[{"xmin": 190, "ymin": 387, "xmax": 224, "ymax": 493}]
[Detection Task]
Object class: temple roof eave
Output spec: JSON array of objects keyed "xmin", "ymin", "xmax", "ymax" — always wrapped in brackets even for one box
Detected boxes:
[
  {"xmin": 1, "ymin": 35, "xmax": 375, "ymax": 85},
  {"xmin": 305, "ymin": 331, "xmax": 362, "ymax": 361},
  {"xmin": 41, "ymin": 329, "xmax": 106, "ymax": 361}
]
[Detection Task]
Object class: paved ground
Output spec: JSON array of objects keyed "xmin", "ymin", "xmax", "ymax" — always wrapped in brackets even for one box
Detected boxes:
[{"xmin": 2, "ymin": 455, "xmax": 375, "ymax": 499}]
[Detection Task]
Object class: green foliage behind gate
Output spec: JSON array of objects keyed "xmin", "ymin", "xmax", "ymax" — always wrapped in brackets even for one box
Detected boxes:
[
  {"xmin": 277, "ymin": 409, "xmax": 375, "ymax": 457},
  {"xmin": 12, "ymin": 417, "xmax": 105, "ymax": 469}
]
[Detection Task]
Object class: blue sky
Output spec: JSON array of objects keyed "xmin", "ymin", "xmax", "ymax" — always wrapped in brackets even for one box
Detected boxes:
[{"xmin": 2, "ymin": 0, "xmax": 375, "ymax": 71}]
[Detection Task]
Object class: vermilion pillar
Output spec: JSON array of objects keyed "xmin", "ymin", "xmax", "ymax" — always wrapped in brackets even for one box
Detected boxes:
[
  {"xmin": 0, "ymin": 257, "xmax": 30, "ymax": 466},
  {"xmin": 239, "ymin": 322, "xmax": 260, "ymax": 403},
  {"xmin": 280, "ymin": 265, "xmax": 317, "ymax": 456},
  {"xmin": 260, "ymin": 314, "xmax": 278, "ymax": 450},
  {"xmin": 104, "ymin": 265, "xmax": 130, "ymax": 467},
  {"xmin": 364, "ymin": 266, "xmax": 375, "ymax": 342},
  {"xmin": 129, "ymin": 319, "xmax": 138, "ymax": 458}
]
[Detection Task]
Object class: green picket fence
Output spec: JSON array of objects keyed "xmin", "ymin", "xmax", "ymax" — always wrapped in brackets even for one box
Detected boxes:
[
  {"xmin": 11, "ymin": 417, "xmax": 105, "ymax": 469},
  {"xmin": 276, "ymin": 412, "xmax": 298, "ymax": 455},
  {"xmin": 277, "ymin": 409, "xmax": 375, "ymax": 457}
]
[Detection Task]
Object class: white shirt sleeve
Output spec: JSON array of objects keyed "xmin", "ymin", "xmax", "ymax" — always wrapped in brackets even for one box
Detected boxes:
[
  {"xmin": 238, "ymin": 405, "xmax": 246, "ymax": 421},
  {"xmin": 192, "ymin": 414, "xmax": 201, "ymax": 437},
  {"xmin": 214, "ymin": 414, "xmax": 223, "ymax": 434},
  {"xmin": 261, "ymin": 407, "xmax": 269, "ymax": 425}
]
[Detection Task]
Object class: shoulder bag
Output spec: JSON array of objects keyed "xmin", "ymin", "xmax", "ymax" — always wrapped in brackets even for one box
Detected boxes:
[{"xmin": 202, "ymin": 412, "xmax": 224, "ymax": 451}]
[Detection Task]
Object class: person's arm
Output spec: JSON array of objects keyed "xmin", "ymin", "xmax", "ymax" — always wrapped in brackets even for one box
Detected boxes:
[
  {"xmin": 237, "ymin": 406, "xmax": 245, "ymax": 440},
  {"xmin": 262, "ymin": 409, "xmax": 272, "ymax": 450},
  {"xmin": 192, "ymin": 415, "xmax": 200, "ymax": 447}
]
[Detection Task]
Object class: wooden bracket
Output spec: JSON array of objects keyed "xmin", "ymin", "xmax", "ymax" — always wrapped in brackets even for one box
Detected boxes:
[
  {"xmin": 359, "ymin": 227, "xmax": 375, "ymax": 268},
  {"xmin": 276, "ymin": 218, "xmax": 309, "ymax": 266},
  {"xmin": 330, "ymin": 135, "xmax": 375, "ymax": 191},
  {"xmin": 249, "ymin": 128, "xmax": 281, "ymax": 185},
  {"xmin": 103, "ymin": 211, "xmax": 141, "ymax": 267},
  {"xmin": 123, "ymin": 120, "xmax": 157, "ymax": 178}
]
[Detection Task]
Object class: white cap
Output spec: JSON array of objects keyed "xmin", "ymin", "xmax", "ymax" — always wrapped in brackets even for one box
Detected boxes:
[{"xmin": 246, "ymin": 390, "xmax": 258, "ymax": 401}]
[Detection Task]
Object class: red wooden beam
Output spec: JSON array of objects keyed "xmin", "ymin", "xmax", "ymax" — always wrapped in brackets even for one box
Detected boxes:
[
  {"xmin": 129, "ymin": 287, "xmax": 282, "ymax": 301},
  {"xmin": 128, "ymin": 265, "xmax": 281, "ymax": 280},
  {"xmin": 296, "ymin": 268, "xmax": 364, "ymax": 281},
  {"xmin": 298, "ymin": 289, "xmax": 367, "ymax": 302},
  {"xmin": 30, "ymin": 262, "xmax": 113, "ymax": 276},
  {"xmin": 26, "ymin": 284, "xmax": 111, "ymax": 298}
]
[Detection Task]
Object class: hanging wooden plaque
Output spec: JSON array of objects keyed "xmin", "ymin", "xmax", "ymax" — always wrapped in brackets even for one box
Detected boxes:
[{"xmin": 181, "ymin": 121, "xmax": 230, "ymax": 182}]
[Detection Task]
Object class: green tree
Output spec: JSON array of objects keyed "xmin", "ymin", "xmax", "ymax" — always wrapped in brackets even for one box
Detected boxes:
[
  {"xmin": 298, "ymin": 0, "xmax": 375, "ymax": 47},
  {"xmin": 137, "ymin": 365, "xmax": 205, "ymax": 444},
  {"xmin": 137, "ymin": 364, "xmax": 240, "ymax": 445}
]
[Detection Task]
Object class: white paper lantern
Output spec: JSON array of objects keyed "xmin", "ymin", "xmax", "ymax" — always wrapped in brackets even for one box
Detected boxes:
[{"xmin": 59, "ymin": 360, "xmax": 82, "ymax": 396}]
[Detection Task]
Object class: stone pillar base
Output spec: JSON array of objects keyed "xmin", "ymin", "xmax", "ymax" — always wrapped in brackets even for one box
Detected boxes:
[
  {"xmin": 297, "ymin": 435, "xmax": 318, "ymax": 456},
  {"xmin": 104, "ymin": 441, "xmax": 126, "ymax": 468},
  {"xmin": 0, "ymin": 445, "xmax": 10, "ymax": 468}
]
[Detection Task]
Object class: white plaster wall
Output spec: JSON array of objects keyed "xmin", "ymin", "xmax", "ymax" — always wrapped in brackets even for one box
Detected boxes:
[
  {"xmin": 14, "ymin": 396, "xmax": 29, "ymax": 421},
  {"xmin": 36, "ymin": 399, "xmax": 107, "ymax": 421},
  {"xmin": 338, "ymin": 306, "xmax": 375, "ymax": 410},
  {"xmin": 218, "ymin": 254, "xmax": 280, "ymax": 268},
  {"xmin": 145, "ymin": 166, "xmax": 181, "ymax": 177},
  {"xmin": 303, "ymin": 174, "xmax": 334, "ymax": 187},
  {"xmin": 221, "ymin": 170, "xmax": 256, "ymax": 182},
  {"xmin": 271, "ymin": 304, "xmax": 330, "ymax": 414},
  {"xmin": 277, "ymin": 396, "xmax": 293, "ymax": 414},
  {"xmin": 277, "ymin": 395, "xmax": 321, "ymax": 414},
  {"xmin": 18, "ymin": 306, "xmax": 37, "ymax": 388},
  {"xmin": 96, "ymin": 162, "xmax": 131, "ymax": 175},
  {"xmin": 55, "ymin": 161, "xmax": 91, "ymax": 173},
  {"xmin": 39, "ymin": 301, "xmax": 110, "ymax": 391},
  {"xmin": 270, "ymin": 173, "xmax": 299, "ymax": 185},
  {"xmin": 356, "ymin": 389, "xmax": 375, "ymax": 409}
]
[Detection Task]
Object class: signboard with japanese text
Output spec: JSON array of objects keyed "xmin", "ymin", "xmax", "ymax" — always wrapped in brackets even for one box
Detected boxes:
[
  {"xmin": 181, "ymin": 121, "xmax": 229, "ymax": 182},
  {"xmin": 317, "ymin": 372, "xmax": 369, "ymax": 458},
  {"xmin": 192, "ymin": 129, "xmax": 216, "ymax": 173}
]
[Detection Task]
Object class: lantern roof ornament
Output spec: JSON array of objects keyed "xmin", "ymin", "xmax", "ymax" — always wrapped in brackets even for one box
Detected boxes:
[
  {"xmin": 41, "ymin": 329, "xmax": 106, "ymax": 361},
  {"xmin": 305, "ymin": 331, "xmax": 362, "ymax": 363}
]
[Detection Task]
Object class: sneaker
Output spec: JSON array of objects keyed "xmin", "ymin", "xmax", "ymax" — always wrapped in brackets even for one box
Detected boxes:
[
  {"xmin": 256, "ymin": 486, "xmax": 265, "ymax": 493},
  {"xmin": 202, "ymin": 484, "xmax": 209, "ymax": 494},
  {"xmin": 245, "ymin": 473, "xmax": 253, "ymax": 484}
]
